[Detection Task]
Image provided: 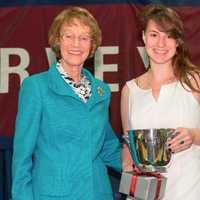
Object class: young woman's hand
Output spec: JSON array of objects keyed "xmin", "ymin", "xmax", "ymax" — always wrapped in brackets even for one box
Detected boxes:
[{"xmin": 167, "ymin": 127, "xmax": 194, "ymax": 153}]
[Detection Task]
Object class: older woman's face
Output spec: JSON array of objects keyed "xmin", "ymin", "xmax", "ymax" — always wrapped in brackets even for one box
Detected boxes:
[
  {"xmin": 59, "ymin": 19, "xmax": 92, "ymax": 68},
  {"xmin": 143, "ymin": 19, "xmax": 178, "ymax": 66}
]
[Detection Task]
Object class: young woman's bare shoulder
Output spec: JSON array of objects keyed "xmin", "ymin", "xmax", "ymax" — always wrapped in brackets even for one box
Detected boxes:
[{"xmin": 121, "ymin": 83, "xmax": 129, "ymax": 96}]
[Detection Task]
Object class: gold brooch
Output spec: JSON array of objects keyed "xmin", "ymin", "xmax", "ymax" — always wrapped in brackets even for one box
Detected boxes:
[{"xmin": 97, "ymin": 86, "xmax": 104, "ymax": 96}]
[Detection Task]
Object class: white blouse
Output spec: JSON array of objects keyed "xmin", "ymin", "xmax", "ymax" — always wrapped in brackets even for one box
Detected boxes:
[{"xmin": 127, "ymin": 79, "xmax": 200, "ymax": 200}]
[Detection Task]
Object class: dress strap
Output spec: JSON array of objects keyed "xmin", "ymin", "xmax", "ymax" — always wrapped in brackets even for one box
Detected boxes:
[{"xmin": 126, "ymin": 79, "xmax": 138, "ymax": 90}]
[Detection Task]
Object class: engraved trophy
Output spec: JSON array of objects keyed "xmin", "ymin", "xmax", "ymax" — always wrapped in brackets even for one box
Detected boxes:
[{"xmin": 119, "ymin": 128, "xmax": 174, "ymax": 200}]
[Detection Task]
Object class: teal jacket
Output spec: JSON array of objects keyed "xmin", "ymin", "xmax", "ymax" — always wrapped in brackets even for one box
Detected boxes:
[{"xmin": 12, "ymin": 63, "xmax": 121, "ymax": 200}]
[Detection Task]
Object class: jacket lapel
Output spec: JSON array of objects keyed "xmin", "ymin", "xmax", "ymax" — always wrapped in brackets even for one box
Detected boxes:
[
  {"xmin": 46, "ymin": 63, "xmax": 110, "ymax": 107},
  {"xmin": 47, "ymin": 63, "xmax": 80, "ymax": 100},
  {"xmin": 83, "ymin": 69, "xmax": 110, "ymax": 109}
]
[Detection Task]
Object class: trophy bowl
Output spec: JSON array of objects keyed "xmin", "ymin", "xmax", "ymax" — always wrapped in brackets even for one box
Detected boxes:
[{"xmin": 124, "ymin": 128, "xmax": 174, "ymax": 173}]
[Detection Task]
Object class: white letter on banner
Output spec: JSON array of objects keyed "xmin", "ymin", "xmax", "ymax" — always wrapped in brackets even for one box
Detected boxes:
[
  {"xmin": 94, "ymin": 46, "xmax": 119, "ymax": 92},
  {"xmin": 0, "ymin": 48, "xmax": 29, "ymax": 93},
  {"xmin": 137, "ymin": 46, "xmax": 149, "ymax": 69},
  {"xmin": 45, "ymin": 48, "xmax": 56, "ymax": 66}
]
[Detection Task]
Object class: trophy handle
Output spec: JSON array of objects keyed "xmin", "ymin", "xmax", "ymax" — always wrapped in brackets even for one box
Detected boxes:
[
  {"xmin": 122, "ymin": 134, "xmax": 130, "ymax": 146},
  {"xmin": 127, "ymin": 130, "xmax": 141, "ymax": 167},
  {"xmin": 165, "ymin": 129, "xmax": 177, "ymax": 169},
  {"xmin": 122, "ymin": 133, "xmax": 141, "ymax": 168}
]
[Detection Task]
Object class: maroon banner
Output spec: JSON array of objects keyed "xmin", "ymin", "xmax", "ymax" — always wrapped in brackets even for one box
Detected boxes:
[{"xmin": 1, "ymin": 4, "xmax": 200, "ymax": 137}]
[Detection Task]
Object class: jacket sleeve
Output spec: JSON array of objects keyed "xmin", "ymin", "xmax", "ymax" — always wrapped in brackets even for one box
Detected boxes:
[
  {"xmin": 12, "ymin": 77, "xmax": 42, "ymax": 200},
  {"xmin": 99, "ymin": 122, "xmax": 122, "ymax": 172}
]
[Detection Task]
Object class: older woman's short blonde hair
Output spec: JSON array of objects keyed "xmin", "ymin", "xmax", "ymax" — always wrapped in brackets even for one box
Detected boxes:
[{"xmin": 48, "ymin": 6, "xmax": 102, "ymax": 59}]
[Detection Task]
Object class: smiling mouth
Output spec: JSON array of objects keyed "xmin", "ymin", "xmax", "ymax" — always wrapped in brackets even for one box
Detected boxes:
[
  {"xmin": 154, "ymin": 49, "xmax": 168, "ymax": 54},
  {"xmin": 68, "ymin": 50, "xmax": 82, "ymax": 55}
]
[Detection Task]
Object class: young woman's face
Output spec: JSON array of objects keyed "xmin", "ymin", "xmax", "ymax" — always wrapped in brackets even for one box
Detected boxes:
[
  {"xmin": 59, "ymin": 19, "xmax": 92, "ymax": 68},
  {"xmin": 143, "ymin": 19, "xmax": 178, "ymax": 66}
]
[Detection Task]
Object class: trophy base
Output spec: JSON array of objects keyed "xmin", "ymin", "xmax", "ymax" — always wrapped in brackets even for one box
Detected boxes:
[
  {"xmin": 126, "ymin": 196, "xmax": 136, "ymax": 200},
  {"xmin": 138, "ymin": 164, "xmax": 167, "ymax": 173},
  {"xmin": 119, "ymin": 171, "xmax": 167, "ymax": 200},
  {"xmin": 126, "ymin": 196, "xmax": 142, "ymax": 200},
  {"xmin": 126, "ymin": 196, "xmax": 157, "ymax": 200}
]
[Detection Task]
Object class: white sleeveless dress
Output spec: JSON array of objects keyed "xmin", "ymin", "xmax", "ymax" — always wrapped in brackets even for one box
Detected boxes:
[{"xmin": 127, "ymin": 80, "xmax": 200, "ymax": 200}]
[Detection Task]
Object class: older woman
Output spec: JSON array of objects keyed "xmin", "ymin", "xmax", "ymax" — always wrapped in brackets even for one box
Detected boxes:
[
  {"xmin": 121, "ymin": 4, "xmax": 200, "ymax": 200},
  {"xmin": 12, "ymin": 7, "xmax": 121, "ymax": 200}
]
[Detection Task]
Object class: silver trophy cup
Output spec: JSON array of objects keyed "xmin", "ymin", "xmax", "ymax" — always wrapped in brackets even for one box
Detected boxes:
[
  {"xmin": 120, "ymin": 129, "xmax": 174, "ymax": 200},
  {"xmin": 123, "ymin": 128, "xmax": 174, "ymax": 173}
]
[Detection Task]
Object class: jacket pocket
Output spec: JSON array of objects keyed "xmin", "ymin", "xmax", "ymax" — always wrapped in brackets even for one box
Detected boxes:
[{"xmin": 34, "ymin": 165, "xmax": 71, "ymax": 196}]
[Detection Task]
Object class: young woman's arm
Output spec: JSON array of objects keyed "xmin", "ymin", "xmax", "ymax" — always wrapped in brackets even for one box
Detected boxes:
[{"xmin": 120, "ymin": 85, "xmax": 133, "ymax": 171}]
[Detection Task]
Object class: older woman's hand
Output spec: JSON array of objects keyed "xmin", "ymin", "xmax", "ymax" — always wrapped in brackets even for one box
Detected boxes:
[{"xmin": 167, "ymin": 127, "xmax": 194, "ymax": 153}]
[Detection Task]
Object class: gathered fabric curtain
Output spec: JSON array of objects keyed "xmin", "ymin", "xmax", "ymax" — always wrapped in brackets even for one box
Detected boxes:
[{"xmin": 0, "ymin": 137, "xmax": 13, "ymax": 200}]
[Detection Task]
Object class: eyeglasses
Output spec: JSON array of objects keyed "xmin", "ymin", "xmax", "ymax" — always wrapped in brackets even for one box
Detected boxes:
[{"xmin": 60, "ymin": 33, "xmax": 92, "ymax": 44}]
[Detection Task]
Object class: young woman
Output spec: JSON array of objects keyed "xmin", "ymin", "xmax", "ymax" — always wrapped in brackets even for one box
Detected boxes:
[{"xmin": 121, "ymin": 4, "xmax": 200, "ymax": 200}]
